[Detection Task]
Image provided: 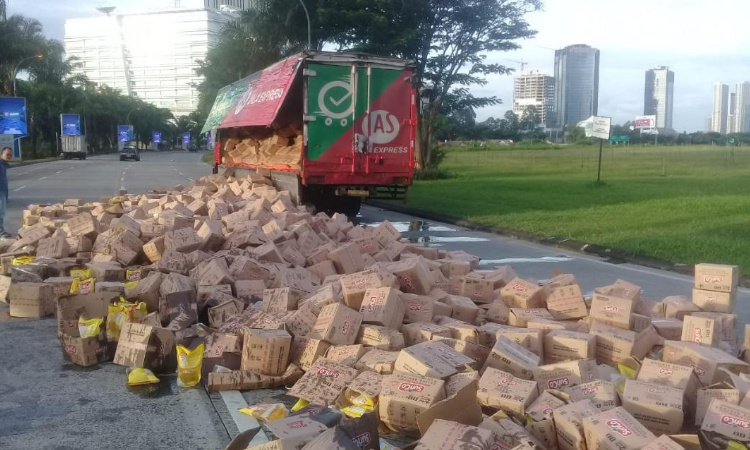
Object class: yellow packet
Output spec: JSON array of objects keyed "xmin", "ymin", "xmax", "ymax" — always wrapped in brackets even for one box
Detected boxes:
[
  {"xmin": 71, "ymin": 277, "xmax": 95, "ymax": 295},
  {"xmin": 177, "ymin": 343, "xmax": 204, "ymax": 388},
  {"xmin": 347, "ymin": 393, "xmax": 375, "ymax": 411},
  {"xmin": 125, "ymin": 268, "xmax": 142, "ymax": 282},
  {"xmin": 341, "ymin": 405, "xmax": 370, "ymax": 419},
  {"xmin": 106, "ymin": 300, "xmax": 148, "ymax": 341},
  {"xmin": 238, "ymin": 403, "xmax": 288, "ymax": 422},
  {"xmin": 78, "ymin": 317, "xmax": 103, "ymax": 338},
  {"xmin": 124, "ymin": 280, "xmax": 139, "ymax": 291},
  {"xmin": 11, "ymin": 255, "xmax": 34, "ymax": 266},
  {"xmin": 127, "ymin": 368, "xmax": 160, "ymax": 386},
  {"xmin": 617, "ymin": 363, "xmax": 637, "ymax": 380},
  {"xmin": 290, "ymin": 398, "xmax": 309, "ymax": 413},
  {"xmin": 70, "ymin": 268, "xmax": 93, "ymax": 280}
]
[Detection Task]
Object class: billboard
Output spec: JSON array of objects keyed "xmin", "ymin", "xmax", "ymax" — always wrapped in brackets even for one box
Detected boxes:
[
  {"xmin": 635, "ymin": 115, "xmax": 656, "ymax": 129},
  {"xmin": 182, "ymin": 132, "xmax": 191, "ymax": 145},
  {"xmin": 118, "ymin": 125, "xmax": 133, "ymax": 143},
  {"xmin": 61, "ymin": 114, "xmax": 82, "ymax": 136},
  {"xmin": 591, "ymin": 116, "xmax": 612, "ymax": 140},
  {"xmin": 0, "ymin": 97, "xmax": 28, "ymax": 135},
  {"xmin": 153, "ymin": 131, "xmax": 162, "ymax": 144}
]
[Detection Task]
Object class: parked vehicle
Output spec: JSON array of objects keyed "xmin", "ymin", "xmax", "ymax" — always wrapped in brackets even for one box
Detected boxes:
[{"xmin": 203, "ymin": 52, "xmax": 417, "ymax": 216}]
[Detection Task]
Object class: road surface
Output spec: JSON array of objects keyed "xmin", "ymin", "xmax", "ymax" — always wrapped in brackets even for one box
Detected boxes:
[{"xmin": 1, "ymin": 151, "xmax": 748, "ymax": 449}]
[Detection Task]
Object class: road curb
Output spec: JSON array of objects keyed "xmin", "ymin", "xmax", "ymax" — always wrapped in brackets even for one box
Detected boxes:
[
  {"xmin": 10, "ymin": 158, "xmax": 61, "ymax": 168},
  {"xmin": 366, "ymin": 200, "xmax": 748, "ymax": 288}
]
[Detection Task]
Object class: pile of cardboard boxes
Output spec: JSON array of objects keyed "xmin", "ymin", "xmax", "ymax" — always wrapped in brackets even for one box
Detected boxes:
[
  {"xmin": 222, "ymin": 126, "xmax": 303, "ymax": 169},
  {"xmin": 3, "ymin": 170, "xmax": 750, "ymax": 450}
]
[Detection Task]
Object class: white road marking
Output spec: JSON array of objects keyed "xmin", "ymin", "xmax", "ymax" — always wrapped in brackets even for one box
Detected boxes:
[
  {"xmin": 56, "ymin": 171, "xmax": 62, "ymax": 174},
  {"xmin": 39, "ymin": 176, "xmax": 47, "ymax": 180},
  {"xmin": 189, "ymin": 178, "xmax": 194, "ymax": 181},
  {"xmin": 480, "ymin": 256, "xmax": 575, "ymax": 265},
  {"xmin": 219, "ymin": 391, "xmax": 267, "ymax": 442},
  {"xmin": 14, "ymin": 185, "xmax": 26, "ymax": 192}
]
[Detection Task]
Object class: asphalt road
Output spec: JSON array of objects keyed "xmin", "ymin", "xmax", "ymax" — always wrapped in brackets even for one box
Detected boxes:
[{"xmin": 1, "ymin": 151, "xmax": 748, "ymax": 449}]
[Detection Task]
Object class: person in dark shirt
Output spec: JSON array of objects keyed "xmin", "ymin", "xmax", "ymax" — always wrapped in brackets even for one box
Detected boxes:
[{"xmin": 0, "ymin": 147, "xmax": 12, "ymax": 238}]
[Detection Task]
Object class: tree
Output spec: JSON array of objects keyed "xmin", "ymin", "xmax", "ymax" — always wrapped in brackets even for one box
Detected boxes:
[
  {"xmin": 0, "ymin": 14, "xmax": 47, "ymax": 95},
  {"xmin": 319, "ymin": 0, "xmax": 542, "ymax": 167},
  {"xmin": 567, "ymin": 125, "xmax": 587, "ymax": 144},
  {"xmin": 520, "ymin": 105, "xmax": 540, "ymax": 131}
]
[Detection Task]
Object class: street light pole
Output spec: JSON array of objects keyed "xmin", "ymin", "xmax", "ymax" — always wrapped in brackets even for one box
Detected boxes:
[
  {"xmin": 12, "ymin": 54, "xmax": 43, "ymax": 96},
  {"xmin": 297, "ymin": 0, "xmax": 312, "ymax": 50}
]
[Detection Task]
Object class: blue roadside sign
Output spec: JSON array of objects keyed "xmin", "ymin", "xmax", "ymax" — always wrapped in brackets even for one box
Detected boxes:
[
  {"xmin": 61, "ymin": 114, "xmax": 82, "ymax": 136},
  {"xmin": 0, "ymin": 97, "xmax": 28, "ymax": 135}
]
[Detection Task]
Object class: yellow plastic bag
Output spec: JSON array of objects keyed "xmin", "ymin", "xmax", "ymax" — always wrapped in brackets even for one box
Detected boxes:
[
  {"xmin": 126, "ymin": 268, "xmax": 143, "ymax": 282},
  {"xmin": 127, "ymin": 368, "xmax": 160, "ymax": 386},
  {"xmin": 124, "ymin": 280, "xmax": 139, "ymax": 291},
  {"xmin": 106, "ymin": 300, "xmax": 148, "ymax": 341},
  {"xmin": 71, "ymin": 277, "xmax": 96, "ymax": 295},
  {"xmin": 340, "ymin": 392, "xmax": 376, "ymax": 418},
  {"xmin": 11, "ymin": 255, "xmax": 34, "ymax": 266},
  {"xmin": 239, "ymin": 403, "xmax": 288, "ymax": 422},
  {"xmin": 341, "ymin": 405, "xmax": 371, "ymax": 419},
  {"xmin": 70, "ymin": 268, "xmax": 92, "ymax": 280},
  {"xmin": 290, "ymin": 398, "xmax": 309, "ymax": 413},
  {"xmin": 177, "ymin": 343, "xmax": 204, "ymax": 388},
  {"xmin": 78, "ymin": 317, "xmax": 103, "ymax": 338}
]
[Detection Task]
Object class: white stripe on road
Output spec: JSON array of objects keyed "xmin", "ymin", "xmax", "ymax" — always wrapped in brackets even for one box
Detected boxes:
[
  {"xmin": 480, "ymin": 256, "xmax": 575, "ymax": 265},
  {"xmin": 218, "ymin": 391, "xmax": 267, "ymax": 443},
  {"xmin": 14, "ymin": 185, "xmax": 26, "ymax": 192},
  {"xmin": 56, "ymin": 171, "xmax": 62, "ymax": 174},
  {"xmin": 39, "ymin": 176, "xmax": 47, "ymax": 180}
]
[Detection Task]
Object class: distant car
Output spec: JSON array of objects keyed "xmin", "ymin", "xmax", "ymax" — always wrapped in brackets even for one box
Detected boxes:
[
  {"xmin": 120, "ymin": 146, "xmax": 140, "ymax": 161},
  {"xmin": 187, "ymin": 144, "xmax": 198, "ymax": 152}
]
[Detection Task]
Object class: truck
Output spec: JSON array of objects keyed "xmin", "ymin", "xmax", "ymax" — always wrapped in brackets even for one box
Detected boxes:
[
  {"xmin": 61, "ymin": 135, "xmax": 87, "ymax": 160},
  {"xmin": 202, "ymin": 52, "xmax": 417, "ymax": 216}
]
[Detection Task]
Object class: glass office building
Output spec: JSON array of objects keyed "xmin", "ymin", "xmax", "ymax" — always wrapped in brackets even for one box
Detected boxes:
[
  {"xmin": 64, "ymin": 1, "xmax": 251, "ymax": 118},
  {"xmin": 553, "ymin": 44, "xmax": 600, "ymax": 128},
  {"xmin": 644, "ymin": 67, "xmax": 675, "ymax": 129}
]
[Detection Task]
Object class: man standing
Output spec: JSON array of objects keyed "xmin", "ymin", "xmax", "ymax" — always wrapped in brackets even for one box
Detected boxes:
[{"xmin": 0, "ymin": 147, "xmax": 12, "ymax": 239}]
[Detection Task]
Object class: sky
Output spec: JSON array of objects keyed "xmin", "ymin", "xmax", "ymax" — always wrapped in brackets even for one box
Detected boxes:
[{"xmin": 8, "ymin": 0, "xmax": 750, "ymax": 132}]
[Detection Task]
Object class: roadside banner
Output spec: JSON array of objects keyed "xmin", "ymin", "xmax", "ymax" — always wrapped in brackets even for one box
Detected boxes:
[
  {"xmin": 635, "ymin": 115, "xmax": 656, "ymax": 129},
  {"xmin": 0, "ymin": 97, "xmax": 28, "ymax": 135},
  {"xmin": 182, "ymin": 132, "xmax": 191, "ymax": 145},
  {"xmin": 61, "ymin": 114, "xmax": 82, "ymax": 136},
  {"xmin": 153, "ymin": 131, "xmax": 162, "ymax": 144},
  {"xmin": 118, "ymin": 125, "xmax": 133, "ymax": 143}
]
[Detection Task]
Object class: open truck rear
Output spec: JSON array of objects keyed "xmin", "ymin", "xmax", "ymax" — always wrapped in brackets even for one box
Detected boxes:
[{"xmin": 202, "ymin": 52, "xmax": 417, "ymax": 216}]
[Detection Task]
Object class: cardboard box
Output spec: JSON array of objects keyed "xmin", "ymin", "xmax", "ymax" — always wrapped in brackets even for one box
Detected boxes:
[
  {"xmin": 482, "ymin": 335, "xmax": 540, "ymax": 380},
  {"xmin": 663, "ymin": 340, "xmax": 749, "ymax": 385},
  {"xmin": 547, "ymin": 284, "xmax": 588, "ymax": 320},
  {"xmin": 325, "ymin": 344, "xmax": 367, "ymax": 367},
  {"xmin": 589, "ymin": 292, "xmax": 634, "ymax": 330},
  {"xmin": 401, "ymin": 294, "xmax": 436, "ymax": 323},
  {"xmin": 652, "ymin": 319, "xmax": 685, "ymax": 341},
  {"xmin": 346, "ymin": 370, "xmax": 384, "ymax": 400},
  {"xmin": 526, "ymin": 391, "xmax": 566, "ymax": 449},
  {"xmin": 431, "ymin": 337, "xmax": 490, "ymax": 369},
  {"xmin": 8, "ymin": 282, "xmax": 55, "ymax": 318},
  {"xmin": 296, "ymin": 339, "xmax": 331, "ymax": 372},
  {"xmin": 621, "ymin": 379, "xmax": 684, "ymax": 434},
  {"xmin": 692, "ymin": 288, "xmax": 735, "ymax": 314},
  {"xmin": 401, "ymin": 322, "xmax": 452, "ymax": 347},
  {"xmin": 694, "ymin": 263, "xmax": 739, "ymax": 293},
  {"xmin": 57, "ymin": 292, "xmax": 118, "ymax": 336},
  {"xmin": 261, "ymin": 288, "xmax": 298, "ymax": 314},
  {"xmin": 287, "ymin": 358, "xmax": 358, "ymax": 406},
  {"xmin": 508, "ymin": 308, "xmax": 554, "ymax": 327},
  {"xmin": 328, "ymin": 242, "xmax": 365, "ymax": 275},
  {"xmin": 485, "ymin": 299, "xmax": 510, "ymax": 325},
  {"xmin": 354, "ymin": 349, "xmax": 399, "ymax": 374},
  {"xmin": 582, "ymin": 407, "xmax": 655, "ymax": 450},
  {"xmin": 642, "ymin": 436, "xmax": 686, "ymax": 450},
  {"xmin": 681, "ymin": 314, "xmax": 721, "ymax": 347},
  {"xmin": 500, "ymin": 278, "xmax": 545, "ymax": 309},
  {"xmin": 477, "ymin": 367, "xmax": 538, "ymax": 419},
  {"xmin": 261, "ymin": 415, "xmax": 330, "ymax": 449},
  {"xmin": 310, "ymin": 303, "xmax": 363, "ymax": 346},
  {"xmin": 637, "ymin": 358, "xmax": 700, "ymax": 396},
  {"xmin": 143, "ymin": 236, "xmax": 165, "ymax": 263},
  {"xmin": 696, "ymin": 383, "xmax": 741, "ymax": 426},
  {"xmin": 359, "ymin": 287, "xmax": 405, "ymax": 329},
  {"xmin": 393, "ymin": 341, "xmax": 471, "ymax": 379},
  {"xmin": 531, "ymin": 360, "xmax": 597, "ymax": 395},
  {"xmin": 589, "ymin": 322, "xmax": 661, "ymax": 367},
  {"xmin": 554, "ymin": 399, "xmax": 600, "ymax": 450},
  {"xmin": 563, "ymin": 380, "xmax": 618, "ymax": 412},
  {"xmin": 113, "ymin": 323, "xmax": 176, "ymax": 373},
  {"xmin": 390, "ymin": 258, "xmax": 434, "ymax": 296},
  {"xmin": 356, "ymin": 324, "xmax": 405, "ymax": 351},
  {"xmin": 60, "ymin": 331, "xmax": 109, "ymax": 367},
  {"xmin": 0, "ymin": 274, "xmax": 10, "ymax": 304},
  {"xmin": 456, "ymin": 276, "xmax": 494, "ymax": 304},
  {"xmin": 544, "ymin": 330, "xmax": 596, "ymax": 364},
  {"xmin": 378, "ymin": 372, "xmax": 446, "ymax": 433},
  {"xmin": 701, "ymin": 399, "xmax": 750, "ymax": 442},
  {"xmin": 207, "ymin": 299, "xmax": 242, "ymax": 328},
  {"xmin": 441, "ymin": 294, "xmax": 479, "ymax": 324},
  {"xmin": 240, "ymin": 329, "xmax": 291, "ymax": 376},
  {"xmin": 415, "ymin": 420, "xmax": 495, "ymax": 450},
  {"xmin": 663, "ymin": 295, "xmax": 701, "ymax": 320}
]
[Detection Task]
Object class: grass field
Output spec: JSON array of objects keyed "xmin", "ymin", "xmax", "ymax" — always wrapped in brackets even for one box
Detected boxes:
[{"xmin": 398, "ymin": 144, "xmax": 750, "ymax": 275}]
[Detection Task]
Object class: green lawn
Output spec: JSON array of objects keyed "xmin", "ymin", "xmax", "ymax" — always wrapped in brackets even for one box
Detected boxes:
[{"xmin": 399, "ymin": 144, "xmax": 750, "ymax": 275}]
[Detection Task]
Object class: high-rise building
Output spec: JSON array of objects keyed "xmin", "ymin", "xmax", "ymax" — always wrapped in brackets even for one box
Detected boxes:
[
  {"xmin": 712, "ymin": 83, "xmax": 729, "ymax": 134},
  {"xmin": 64, "ymin": 1, "xmax": 253, "ymax": 118},
  {"xmin": 553, "ymin": 44, "xmax": 600, "ymax": 128},
  {"xmin": 513, "ymin": 71, "xmax": 555, "ymax": 127},
  {"xmin": 728, "ymin": 93, "xmax": 737, "ymax": 134},
  {"xmin": 735, "ymin": 82, "xmax": 750, "ymax": 133},
  {"xmin": 644, "ymin": 66, "xmax": 674, "ymax": 129}
]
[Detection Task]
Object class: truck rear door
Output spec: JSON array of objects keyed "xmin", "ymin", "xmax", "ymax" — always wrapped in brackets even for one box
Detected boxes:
[{"xmin": 304, "ymin": 62, "xmax": 415, "ymax": 187}]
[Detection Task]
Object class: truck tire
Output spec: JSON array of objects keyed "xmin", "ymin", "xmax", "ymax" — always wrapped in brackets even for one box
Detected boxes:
[{"xmin": 339, "ymin": 197, "xmax": 362, "ymax": 218}]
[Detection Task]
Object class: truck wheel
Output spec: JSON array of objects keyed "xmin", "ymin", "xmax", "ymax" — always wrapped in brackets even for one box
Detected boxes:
[{"xmin": 340, "ymin": 197, "xmax": 362, "ymax": 218}]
